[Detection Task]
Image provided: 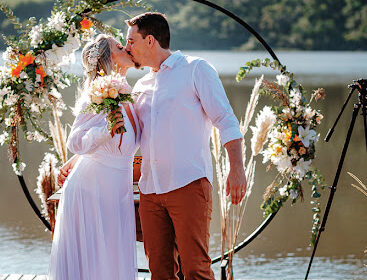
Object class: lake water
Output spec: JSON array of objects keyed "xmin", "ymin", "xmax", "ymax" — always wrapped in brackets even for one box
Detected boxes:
[{"xmin": 0, "ymin": 51, "xmax": 366, "ymax": 279}]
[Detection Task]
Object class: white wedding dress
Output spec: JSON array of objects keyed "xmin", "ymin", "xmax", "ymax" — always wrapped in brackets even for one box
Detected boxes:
[{"xmin": 49, "ymin": 101, "xmax": 140, "ymax": 280}]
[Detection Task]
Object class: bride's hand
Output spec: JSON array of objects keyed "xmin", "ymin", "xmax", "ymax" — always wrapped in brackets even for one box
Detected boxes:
[
  {"xmin": 57, "ymin": 154, "xmax": 80, "ymax": 187},
  {"xmin": 109, "ymin": 109, "xmax": 125, "ymax": 138}
]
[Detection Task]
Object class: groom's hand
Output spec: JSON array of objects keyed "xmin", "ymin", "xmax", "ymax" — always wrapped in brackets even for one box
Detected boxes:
[
  {"xmin": 226, "ymin": 167, "xmax": 247, "ymax": 205},
  {"xmin": 224, "ymin": 138, "xmax": 247, "ymax": 205}
]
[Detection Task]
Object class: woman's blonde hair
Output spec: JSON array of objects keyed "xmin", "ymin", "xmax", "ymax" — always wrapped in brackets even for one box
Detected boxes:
[
  {"xmin": 82, "ymin": 34, "xmax": 114, "ymax": 85},
  {"xmin": 75, "ymin": 34, "xmax": 115, "ymax": 114}
]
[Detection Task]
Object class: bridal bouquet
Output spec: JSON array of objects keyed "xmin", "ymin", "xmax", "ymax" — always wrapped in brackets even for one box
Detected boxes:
[{"xmin": 82, "ymin": 71, "xmax": 133, "ymax": 145}]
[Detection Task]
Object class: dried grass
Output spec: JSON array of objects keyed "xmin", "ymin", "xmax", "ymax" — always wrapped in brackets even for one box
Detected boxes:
[{"xmin": 35, "ymin": 153, "xmax": 59, "ymax": 233}]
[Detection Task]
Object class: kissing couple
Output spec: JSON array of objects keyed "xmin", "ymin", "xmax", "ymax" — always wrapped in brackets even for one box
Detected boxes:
[{"xmin": 49, "ymin": 12, "xmax": 247, "ymax": 280}]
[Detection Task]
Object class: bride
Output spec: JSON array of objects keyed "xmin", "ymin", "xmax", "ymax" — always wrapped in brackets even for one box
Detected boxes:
[{"xmin": 48, "ymin": 34, "xmax": 140, "ymax": 280}]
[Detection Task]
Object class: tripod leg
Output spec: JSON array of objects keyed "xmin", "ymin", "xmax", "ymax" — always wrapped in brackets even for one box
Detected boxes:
[
  {"xmin": 363, "ymin": 104, "xmax": 367, "ymax": 150},
  {"xmin": 305, "ymin": 103, "xmax": 361, "ymax": 280}
]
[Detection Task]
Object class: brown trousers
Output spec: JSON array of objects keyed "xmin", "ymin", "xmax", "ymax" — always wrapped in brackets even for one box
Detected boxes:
[{"xmin": 139, "ymin": 177, "xmax": 215, "ymax": 280}]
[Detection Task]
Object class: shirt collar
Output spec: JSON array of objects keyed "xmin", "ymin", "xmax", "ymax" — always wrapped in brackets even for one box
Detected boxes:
[{"xmin": 160, "ymin": 51, "xmax": 183, "ymax": 69}]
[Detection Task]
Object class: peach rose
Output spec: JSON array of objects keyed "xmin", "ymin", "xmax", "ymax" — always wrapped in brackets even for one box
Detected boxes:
[
  {"xmin": 90, "ymin": 94, "xmax": 103, "ymax": 105},
  {"xmin": 108, "ymin": 88, "xmax": 118, "ymax": 99},
  {"xmin": 101, "ymin": 88, "xmax": 109, "ymax": 99}
]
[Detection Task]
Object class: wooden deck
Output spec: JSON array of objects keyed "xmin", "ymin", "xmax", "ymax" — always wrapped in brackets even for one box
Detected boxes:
[{"xmin": 1, "ymin": 275, "xmax": 150, "ymax": 280}]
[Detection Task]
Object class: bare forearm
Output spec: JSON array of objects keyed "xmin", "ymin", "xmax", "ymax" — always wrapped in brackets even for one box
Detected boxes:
[
  {"xmin": 224, "ymin": 138, "xmax": 243, "ymax": 170},
  {"xmin": 224, "ymin": 138, "xmax": 247, "ymax": 204}
]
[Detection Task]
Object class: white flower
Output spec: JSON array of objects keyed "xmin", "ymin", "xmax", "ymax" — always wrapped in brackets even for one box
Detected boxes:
[
  {"xmin": 66, "ymin": 34, "xmax": 81, "ymax": 51},
  {"xmin": 47, "ymin": 12, "xmax": 66, "ymax": 32},
  {"xmin": 279, "ymin": 186, "xmax": 288, "ymax": 197},
  {"xmin": 0, "ymin": 132, "xmax": 9, "ymax": 145},
  {"xmin": 271, "ymin": 146, "xmax": 292, "ymax": 173},
  {"xmin": 33, "ymin": 131, "xmax": 45, "ymax": 142},
  {"xmin": 2, "ymin": 46, "xmax": 15, "ymax": 61},
  {"xmin": 0, "ymin": 86, "xmax": 10, "ymax": 98},
  {"xmin": 30, "ymin": 103, "xmax": 39, "ymax": 112},
  {"xmin": 50, "ymin": 88, "xmax": 61, "ymax": 99},
  {"xmin": 12, "ymin": 162, "xmax": 26, "ymax": 175},
  {"xmin": 4, "ymin": 94, "xmax": 18, "ymax": 106},
  {"xmin": 298, "ymin": 126, "xmax": 317, "ymax": 147},
  {"xmin": 26, "ymin": 132, "xmax": 33, "ymax": 141},
  {"xmin": 276, "ymin": 74, "xmax": 289, "ymax": 87},
  {"xmin": 250, "ymin": 106, "xmax": 276, "ymax": 155},
  {"xmin": 289, "ymin": 189, "xmax": 298, "ymax": 199},
  {"xmin": 19, "ymin": 71, "xmax": 28, "ymax": 80},
  {"xmin": 274, "ymin": 155, "xmax": 293, "ymax": 174},
  {"xmin": 24, "ymin": 80, "xmax": 34, "ymax": 92},
  {"xmin": 282, "ymin": 107, "xmax": 293, "ymax": 119},
  {"xmin": 0, "ymin": 66, "xmax": 11, "ymax": 81},
  {"xmin": 289, "ymin": 88, "xmax": 302, "ymax": 107},
  {"xmin": 81, "ymin": 27, "xmax": 96, "ymax": 42},
  {"xmin": 4, "ymin": 117, "xmax": 12, "ymax": 126},
  {"xmin": 29, "ymin": 24, "xmax": 43, "ymax": 47},
  {"xmin": 294, "ymin": 158, "xmax": 312, "ymax": 179},
  {"xmin": 304, "ymin": 106, "xmax": 316, "ymax": 120}
]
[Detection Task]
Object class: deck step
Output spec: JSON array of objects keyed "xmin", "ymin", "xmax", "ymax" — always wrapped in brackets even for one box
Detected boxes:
[{"xmin": 0, "ymin": 275, "xmax": 150, "ymax": 280}]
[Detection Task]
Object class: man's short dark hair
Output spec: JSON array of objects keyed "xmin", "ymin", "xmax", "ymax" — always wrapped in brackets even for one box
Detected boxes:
[{"xmin": 125, "ymin": 12, "xmax": 170, "ymax": 49}]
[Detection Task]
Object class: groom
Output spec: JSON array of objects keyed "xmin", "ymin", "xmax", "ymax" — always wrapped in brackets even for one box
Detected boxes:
[{"xmin": 125, "ymin": 12, "xmax": 247, "ymax": 279}]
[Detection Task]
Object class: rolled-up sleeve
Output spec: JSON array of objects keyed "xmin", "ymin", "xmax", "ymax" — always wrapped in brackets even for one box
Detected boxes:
[{"xmin": 193, "ymin": 60, "xmax": 243, "ymax": 145}]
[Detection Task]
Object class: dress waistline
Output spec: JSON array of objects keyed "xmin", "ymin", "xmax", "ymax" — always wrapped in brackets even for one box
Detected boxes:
[{"xmin": 82, "ymin": 153, "xmax": 133, "ymax": 171}]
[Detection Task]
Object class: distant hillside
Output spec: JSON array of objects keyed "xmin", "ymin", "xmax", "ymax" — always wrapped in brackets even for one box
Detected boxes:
[{"xmin": 0, "ymin": 0, "xmax": 366, "ymax": 50}]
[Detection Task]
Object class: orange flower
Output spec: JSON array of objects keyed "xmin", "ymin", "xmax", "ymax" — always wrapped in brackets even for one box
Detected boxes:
[
  {"xmin": 282, "ymin": 124, "xmax": 292, "ymax": 142},
  {"xmin": 36, "ymin": 66, "xmax": 47, "ymax": 83},
  {"xmin": 294, "ymin": 134, "xmax": 301, "ymax": 142},
  {"xmin": 11, "ymin": 64, "xmax": 23, "ymax": 78},
  {"xmin": 19, "ymin": 52, "xmax": 35, "ymax": 67},
  {"xmin": 80, "ymin": 18, "xmax": 93, "ymax": 30}
]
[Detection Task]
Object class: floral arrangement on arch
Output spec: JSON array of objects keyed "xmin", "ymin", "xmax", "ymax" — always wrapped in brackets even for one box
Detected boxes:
[
  {"xmin": 246, "ymin": 59, "xmax": 327, "ymax": 244},
  {"xmin": 212, "ymin": 58, "xmax": 327, "ymax": 271},
  {"xmin": 0, "ymin": 0, "xmax": 149, "ymax": 173},
  {"xmin": 0, "ymin": 0, "xmax": 150, "ymax": 229}
]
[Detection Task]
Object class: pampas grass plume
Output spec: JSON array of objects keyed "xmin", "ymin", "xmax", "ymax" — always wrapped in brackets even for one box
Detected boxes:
[{"xmin": 35, "ymin": 153, "xmax": 59, "ymax": 233}]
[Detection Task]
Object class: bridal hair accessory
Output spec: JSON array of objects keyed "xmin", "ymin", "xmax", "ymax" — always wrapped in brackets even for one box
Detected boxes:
[{"xmin": 87, "ymin": 43, "xmax": 99, "ymax": 69}]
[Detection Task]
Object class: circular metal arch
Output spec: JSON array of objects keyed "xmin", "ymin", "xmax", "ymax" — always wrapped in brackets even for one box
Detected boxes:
[{"xmin": 14, "ymin": 0, "xmax": 281, "ymax": 273}]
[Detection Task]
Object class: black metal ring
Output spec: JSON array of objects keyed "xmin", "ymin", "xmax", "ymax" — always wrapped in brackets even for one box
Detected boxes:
[{"xmin": 15, "ymin": 0, "xmax": 281, "ymax": 274}]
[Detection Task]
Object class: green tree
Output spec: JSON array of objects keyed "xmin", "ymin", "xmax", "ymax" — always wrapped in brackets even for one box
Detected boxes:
[
  {"xmin": 343, "ymin": 0, "xmax": 367, "ymax": 49},
  {"xmin": 291, "ymin": 0, "xmax": 347, "ymax": 50}
]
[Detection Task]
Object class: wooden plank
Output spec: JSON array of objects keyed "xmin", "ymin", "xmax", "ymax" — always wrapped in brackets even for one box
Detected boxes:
[
  {"xmin": 0, "ymin": 275, "xmax": 9, "ymax": 280},
  {"xmin": 33, "ymin": 276, "xmax": 47, "ymax": 280},
  {"xmin": 19, "ymin": 275, "xmax": 36, "ymax": 280},
  {"xmin": 5, "ymin": 275, "xmax": 23, "ymax": 280}
]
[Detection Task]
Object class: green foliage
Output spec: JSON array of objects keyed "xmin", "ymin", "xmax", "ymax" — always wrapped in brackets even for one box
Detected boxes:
[{"xmin": 1, "ymin": 0, "xmax": 365, "ymax": 50}]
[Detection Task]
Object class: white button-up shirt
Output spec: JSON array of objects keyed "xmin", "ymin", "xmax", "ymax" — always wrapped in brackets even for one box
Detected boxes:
[{"xmin": 133, "ymin": 51, "xmax": 242, "ymax": 194}]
